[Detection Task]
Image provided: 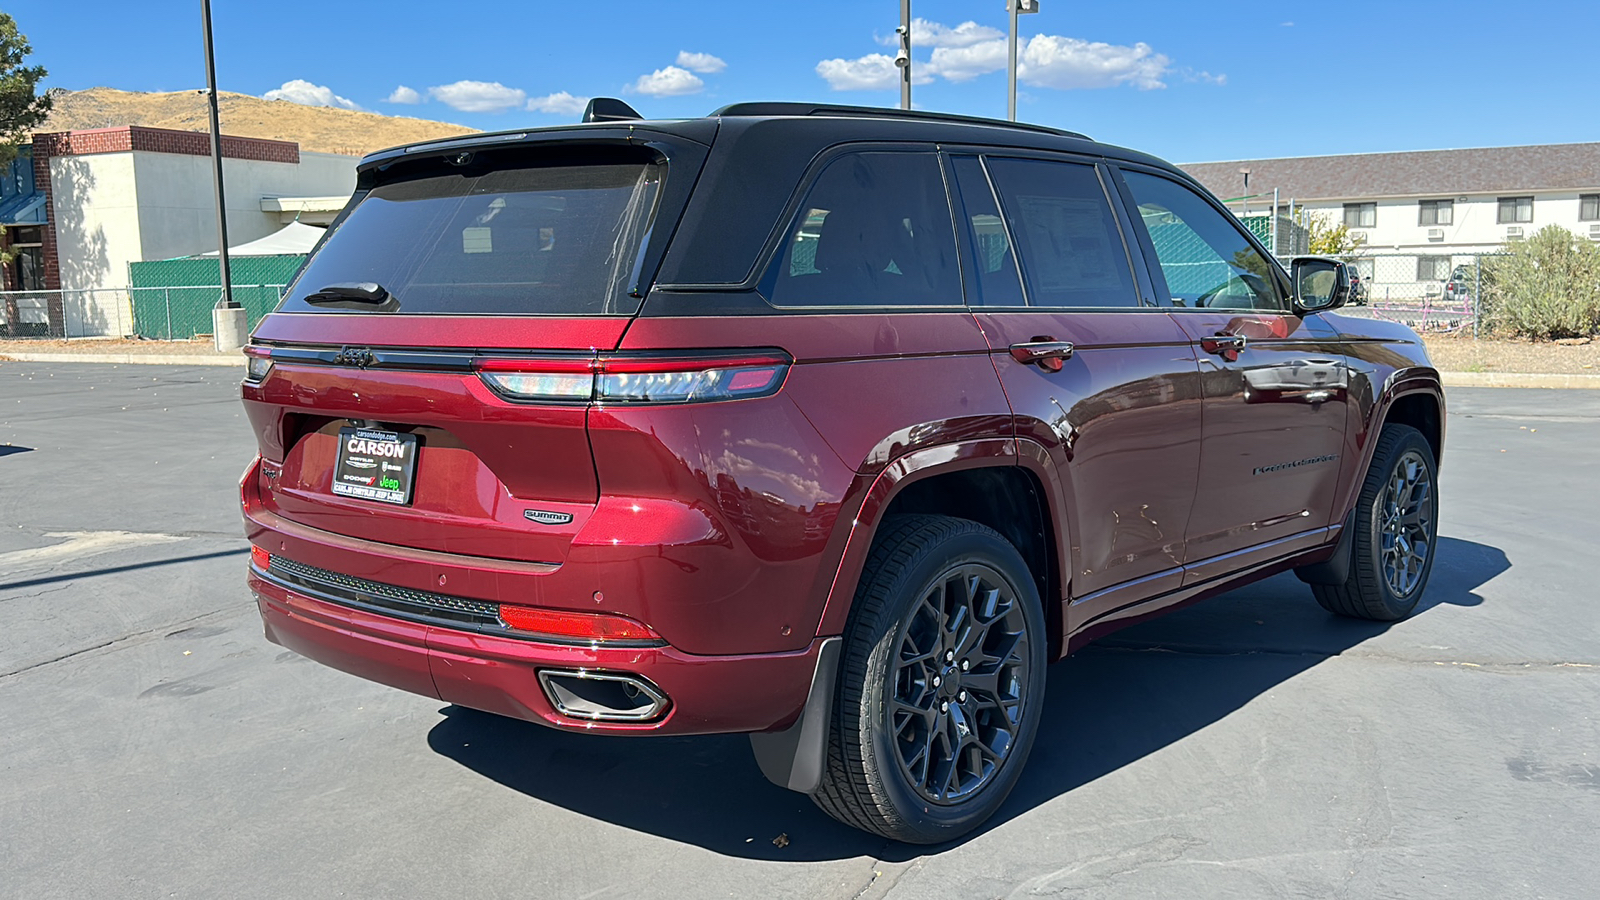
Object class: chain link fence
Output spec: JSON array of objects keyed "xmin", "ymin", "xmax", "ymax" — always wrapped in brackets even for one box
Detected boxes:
[
  {"xmin": 1279, "ymin": 251, "xmax": 1505, "ymax": 336},
  {"xmin": 0, "ymin": 285, "xmax": 287, "ymax": 341}
]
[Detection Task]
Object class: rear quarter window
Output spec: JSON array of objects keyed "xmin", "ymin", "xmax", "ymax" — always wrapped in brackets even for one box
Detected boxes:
[{"xmin": 281, "ymin": 161, "xmax": 662, "ymax": 316}]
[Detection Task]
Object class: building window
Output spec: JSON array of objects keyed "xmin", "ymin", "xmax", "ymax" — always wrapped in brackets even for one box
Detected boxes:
[
  {"xmin": 1419, "ymin": 199, "xmax": 1453, "ymax": 226},
  {"xmin": 1497, "ymin": 196, "xmax": 1533, "ymax": 224},
  {"xmin": 1581, "ymin": 194, "xmax": 1600, "ymax": 222},
  {"xmin": 1417, "ymin": 256, "xmax": 1451, "ymax": 281},
  {"xmin": 1343, "ymin": 202, "xmax": 1376, "ymax": 229}
]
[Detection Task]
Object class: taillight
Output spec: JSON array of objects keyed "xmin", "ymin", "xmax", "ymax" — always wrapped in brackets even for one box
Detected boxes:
[
  {"xmin": 475, "ymin": 352, "xmax": 790, "ymax": 405},
  {"xmin": 475, "ymin": 357, "xmax": 595, "ymax": 402},
  {"xmin": 250, "ymin": 545, "xmax": 271, "ymax": 570},
  {"xmin": 243, "ymin": 345, "xmax": 273, "ymax": 382},
  {"xmin": 497, "ymin": 605, "xmax": 662, "ymax": 643}
]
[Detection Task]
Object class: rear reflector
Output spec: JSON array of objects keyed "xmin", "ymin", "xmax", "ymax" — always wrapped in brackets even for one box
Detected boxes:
[
  {"xmin": 475, "ymin": 352, "xmax": 789, "ymax": 405},
  {"xmin": 497, "ymin": 605, "xmax": 662, "ymax": 643},
  {"xmin": 250, "ymin": 545, "xmax": 271, "ymax": 570}
]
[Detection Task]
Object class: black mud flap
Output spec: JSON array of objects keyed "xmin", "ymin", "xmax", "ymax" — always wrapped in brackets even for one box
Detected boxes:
[
  {"xmin": 1296, "ymin": 509, "xmax": 1356, "ymax": 586},
  {"xmin": 749, "ymin": 637, "xmax": 841, "ymax": 794}
]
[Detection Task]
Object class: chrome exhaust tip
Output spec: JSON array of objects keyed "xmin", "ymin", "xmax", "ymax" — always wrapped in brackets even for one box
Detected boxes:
[{"xmin": 537, "ymin": 669, "xmax": 669, "ymax": 722}]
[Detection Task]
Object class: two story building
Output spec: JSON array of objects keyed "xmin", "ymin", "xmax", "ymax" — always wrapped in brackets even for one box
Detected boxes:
[{"xmin": 1182, "ymin": 142, "xmax": 1600, "ymax": 291}]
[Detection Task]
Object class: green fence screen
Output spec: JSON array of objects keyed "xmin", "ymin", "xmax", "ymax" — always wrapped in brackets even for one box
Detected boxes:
[{"xmin": 127, "ymin": 256, "xmax": 304, "ymax": 339}]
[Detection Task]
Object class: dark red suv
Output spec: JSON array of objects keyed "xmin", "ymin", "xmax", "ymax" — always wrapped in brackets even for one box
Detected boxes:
[{"xmin": 240, "ymin": 101, "xmax": 1443, "ymax": 843}]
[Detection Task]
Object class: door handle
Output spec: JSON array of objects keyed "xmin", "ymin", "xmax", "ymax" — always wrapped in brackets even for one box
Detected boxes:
[
  {"xmin": 1200, "ymin": 333, "xmax": 1247, "ymax": 361},
  {"xmin": 1009, "ymin": 339, "xmax": 1075, "ymax": 372}
]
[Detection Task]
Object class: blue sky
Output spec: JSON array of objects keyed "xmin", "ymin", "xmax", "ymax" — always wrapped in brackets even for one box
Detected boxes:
[{"xmin": 18, "ymin": 0, "xmax": 1599, "ymax": 163}]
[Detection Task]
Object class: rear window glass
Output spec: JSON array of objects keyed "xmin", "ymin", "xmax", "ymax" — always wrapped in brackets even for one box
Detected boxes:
[{"xmin": 281, "ymin": 161, "xmax": 662, "ymax": 316}]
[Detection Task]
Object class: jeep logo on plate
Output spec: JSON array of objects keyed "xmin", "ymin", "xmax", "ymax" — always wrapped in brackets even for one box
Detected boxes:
[{"xmin": 524, "ymin": 509, "xmax": 573, "ymax": 526}]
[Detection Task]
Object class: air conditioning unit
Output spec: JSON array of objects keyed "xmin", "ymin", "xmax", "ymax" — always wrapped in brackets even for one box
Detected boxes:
[
  {"xmin": 1590, "ymin": 223, "xmax": 1600, "ymax": 240},
  {"xmin": 1506, "ymin": 226, "xmax": 1524, "ymax": 239},
  {"xmin": 1427, "ymin": 228, "xmax": 1445, "ymax": 241}
]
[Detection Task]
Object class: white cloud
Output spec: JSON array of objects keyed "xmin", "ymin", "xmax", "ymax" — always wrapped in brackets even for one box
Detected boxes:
[
  {"xmin": 925, "ymin": 40, "xmax": 1008, "ymax": 82},
  {"xmin": 263, "ymin": 79, "xmax": 360, "ymax": 111},
  {"xmin": 675, "ymin": 51, "xmax": 727, "ymax": 74},
  {"xmin": 385, "ymin": 85, "xmax": 422, "ymax": 105},
  {"xmin": 528, "ymin": 91, "xmax": 589, "ymax": 115},
  {"xmin": 817, "ymin": 54, "xmax": 898, "ymax": 91},
  {"xmin": 815, "ymin": 54, "xmax": 933, "ymax": 90},
  {"xmin": 1183, "ymin": 69, "xmax": 1227, "ymax": 86},
  {"xmin": 630, "ymin": 65, "xmax": 704, "ymax": 97},
  {"xmin": 878, "ymin": 18, "xmax": 1003, "ymax": 49},
  {"xmin": 427, "ymin": 80, "xmax": 528, "ymax": 113},
  {"xmin": 830, "ymin": 20, "xmax": 1174, "ymax": 93},
  {"xmin": 1019, "ymin": 34, "xmax": 1171, "ymax": 90}
]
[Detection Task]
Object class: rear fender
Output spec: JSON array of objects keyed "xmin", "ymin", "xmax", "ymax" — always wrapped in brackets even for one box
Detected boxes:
[{"xmin": 811, "ymin": 438, "xmax": 1070, "ymax": 645}]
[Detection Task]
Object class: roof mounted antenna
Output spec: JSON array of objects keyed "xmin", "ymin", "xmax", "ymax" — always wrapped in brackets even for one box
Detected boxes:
[{"xmin": 583, "ymin": 98, "xmax": 642, "ymax": 123}]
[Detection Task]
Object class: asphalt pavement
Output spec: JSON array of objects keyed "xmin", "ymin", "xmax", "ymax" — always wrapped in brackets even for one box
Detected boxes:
[{"xmin": 1, "ymin": 362, "xmax": 1596, "ymax": 900}]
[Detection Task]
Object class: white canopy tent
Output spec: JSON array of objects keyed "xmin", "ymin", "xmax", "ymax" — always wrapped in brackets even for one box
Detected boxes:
[{"xmin": 200, "ymin": 221, "xmax": 325, "ymax": 257}]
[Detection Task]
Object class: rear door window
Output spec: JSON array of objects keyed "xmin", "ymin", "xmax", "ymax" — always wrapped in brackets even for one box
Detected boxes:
[
  {"xmin": 768, "ymin": 152, "xmax": 962, "ymax": 308},
  {"xmin": 281, "ymin": 161, "xmax": 663, "ymax": 316},
  {"xmin": 983, "ymin": 158, "xmax": 1141, "ymax": 308}
]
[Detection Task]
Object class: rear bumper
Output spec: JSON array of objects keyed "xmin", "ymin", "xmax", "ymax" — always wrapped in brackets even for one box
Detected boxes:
[{"xmin": 251, "ymin": 568, "xmax": 823, "ymax": 735}]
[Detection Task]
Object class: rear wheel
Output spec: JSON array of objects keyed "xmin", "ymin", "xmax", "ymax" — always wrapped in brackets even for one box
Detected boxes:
[
  {"xmin": 1311, "ymin": 423, "xmax": 1438, "ymax": 621},
  {"xmin": 812, "ymin": 515, "xmax": 1046, "ymax": 844}
]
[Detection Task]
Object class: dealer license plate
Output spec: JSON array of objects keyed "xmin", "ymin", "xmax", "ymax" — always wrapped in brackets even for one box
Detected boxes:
[{"xmin": 332, "ymin": 427, "xmax": 418, "ymax": 506}]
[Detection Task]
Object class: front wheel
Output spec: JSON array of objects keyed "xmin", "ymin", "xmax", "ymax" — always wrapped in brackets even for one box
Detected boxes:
[
  {"xmin": 811, "ymin": 515, "xmax": 1047, "ymax": 844},
  {"xmin": 1310, "ymin": 423, "xmax": 1438, "ymax": 621}
]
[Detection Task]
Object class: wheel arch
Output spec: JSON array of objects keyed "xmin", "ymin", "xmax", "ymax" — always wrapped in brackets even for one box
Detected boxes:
[{"xmin": 812, "ymin": 439, "xmax": 1070, "ymax": 660}]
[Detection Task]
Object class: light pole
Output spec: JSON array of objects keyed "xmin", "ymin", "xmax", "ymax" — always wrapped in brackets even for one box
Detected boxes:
[
  {"xmin": 896, "ymin": 0, "xmax": 911, "ymax": 110},
  {"xmin": 1008, "ymin": 0, "xmax": 1039, "ymax": 121},
  {"xmin": 202, "ymin": 0, "xmax": 246, "ymax": 350}
]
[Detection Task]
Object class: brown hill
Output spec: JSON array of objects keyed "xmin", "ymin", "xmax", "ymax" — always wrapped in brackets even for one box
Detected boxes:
[{"xmin": 39, "ymin": 87, "xmax": 480, "ymax": 156}]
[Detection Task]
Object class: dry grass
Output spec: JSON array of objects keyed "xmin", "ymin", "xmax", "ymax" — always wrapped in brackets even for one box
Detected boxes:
[
  {"xmin": 41, "ymin": 87, "xmax": 479, "ymax": 156},
  {"xmin": 1423, "ymin": 333, "xmax": 1599, "ymax": 375},
  {"xmin": 0, "ymin": 338, "xmax": 232, "ymax": 357}
]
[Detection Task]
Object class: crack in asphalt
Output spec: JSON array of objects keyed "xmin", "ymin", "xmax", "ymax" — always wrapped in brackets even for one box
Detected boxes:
[
  {"xmin": 1087, "ymin": 641, "xmax": 1599, "ymax": 672},
  {"xmin": 0, "ymin": 601, "xmax": 249, "ymax": 680}
]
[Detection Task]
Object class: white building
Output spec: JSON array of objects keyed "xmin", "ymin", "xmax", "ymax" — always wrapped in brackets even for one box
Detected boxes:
[
  {"xmin": 4, "ymin": 125, "xmax": 355, "ymax": 335},
  {"xmin": 1182, "ymin": 142, "xmax": 1600, "ymax": 290}
]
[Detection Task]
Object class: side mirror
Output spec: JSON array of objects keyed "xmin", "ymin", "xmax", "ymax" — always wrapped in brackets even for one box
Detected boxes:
[{"xmin": 1292, "ymin": 257, "xmax": 1348, "ymax": 315}]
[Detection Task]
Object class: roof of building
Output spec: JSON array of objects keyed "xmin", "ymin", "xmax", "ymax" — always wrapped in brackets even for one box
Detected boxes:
[{"xmin": 1181, "ymin": 142, "xmax": 1600, "ymax": 202}]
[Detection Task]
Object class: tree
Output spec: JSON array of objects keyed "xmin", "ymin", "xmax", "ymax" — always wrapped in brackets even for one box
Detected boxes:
[
  {"xmin": 0, "ymin": 11, "xmax": 51, "ymax": 168},
  {"xmin": 1306, "ymin": 212, "xmax": 1367, "ymax": 257}
]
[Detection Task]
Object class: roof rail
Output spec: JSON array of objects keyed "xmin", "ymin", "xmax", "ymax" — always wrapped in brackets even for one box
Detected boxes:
[{"xmin": 707, "ymin": 102, "xmax": 1089, "ymax": 140}]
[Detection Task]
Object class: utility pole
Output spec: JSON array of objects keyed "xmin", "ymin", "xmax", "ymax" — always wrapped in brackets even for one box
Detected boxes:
[
  {"xmin": 897, "ymin": 0, "xmax": 912, "ymax": 110},
  {"xmin": 202, "ymin": 0, "xmax": 246, "ymax": 350},
  {"xmin": 1008, "ymin": 0, "xmax": 1039, "ymax": 121}
]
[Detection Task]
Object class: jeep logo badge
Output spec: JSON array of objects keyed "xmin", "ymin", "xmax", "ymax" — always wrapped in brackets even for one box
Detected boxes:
[{"xmin": 524, "ymin": 509, "xmax": 573, "ymax": 525}]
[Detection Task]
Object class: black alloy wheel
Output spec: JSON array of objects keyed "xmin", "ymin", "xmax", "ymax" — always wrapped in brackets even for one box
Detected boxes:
[
  {"xmin": 1311, "ymin": 423, "xmax": 1439, "ymax": 621},
  {"xmin": 889, "ymin": 562, "xmax": 1031, "ymax": 805},
  {"xmin": 812, "ymin": 515, "xmax": 1046, "ymax": 844}
]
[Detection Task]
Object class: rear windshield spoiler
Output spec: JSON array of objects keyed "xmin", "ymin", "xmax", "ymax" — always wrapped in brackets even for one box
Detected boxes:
[{"xmin": 357, "ymin": 120, "xmax": 719, "ymax": 176}]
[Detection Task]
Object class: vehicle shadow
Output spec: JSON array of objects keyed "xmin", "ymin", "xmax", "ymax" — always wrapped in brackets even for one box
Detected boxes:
[{"xmin": 427, "ymin": 536, "xmax": 1505, "ymax": 861}]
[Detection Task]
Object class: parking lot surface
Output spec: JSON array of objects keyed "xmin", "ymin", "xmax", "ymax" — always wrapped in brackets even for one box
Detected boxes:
[{"xmin": 2, "ymin": 362, "xmax": 1596, "ymax": 899}]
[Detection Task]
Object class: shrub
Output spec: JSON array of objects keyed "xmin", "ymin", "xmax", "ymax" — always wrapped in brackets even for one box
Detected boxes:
[{"xmin": 1482, "ymin": 226, "xmax": 1600, "ymax": 339}]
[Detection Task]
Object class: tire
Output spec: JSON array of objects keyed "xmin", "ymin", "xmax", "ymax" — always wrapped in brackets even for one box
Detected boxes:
[
  {"xmin": 1311, "ymin": 423, "xmax": 1438, "ymax": 621},
  {"xmin": 811, "ymin": 514, "xmax": 1047, "ymax": 844}
]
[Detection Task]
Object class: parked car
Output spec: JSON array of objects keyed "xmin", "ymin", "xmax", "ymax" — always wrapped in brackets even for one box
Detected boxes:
[
  {"xmin": 1445, "ymin": 264, "xmax": 1476, "ymax": 303},
  {"xmin": 1344, "ymin": 261, "xmax": 1368, "ymax": 305},
  {"xmin": 240, "ymin": 100, "xmax": 1444, "ymax": 844}
]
